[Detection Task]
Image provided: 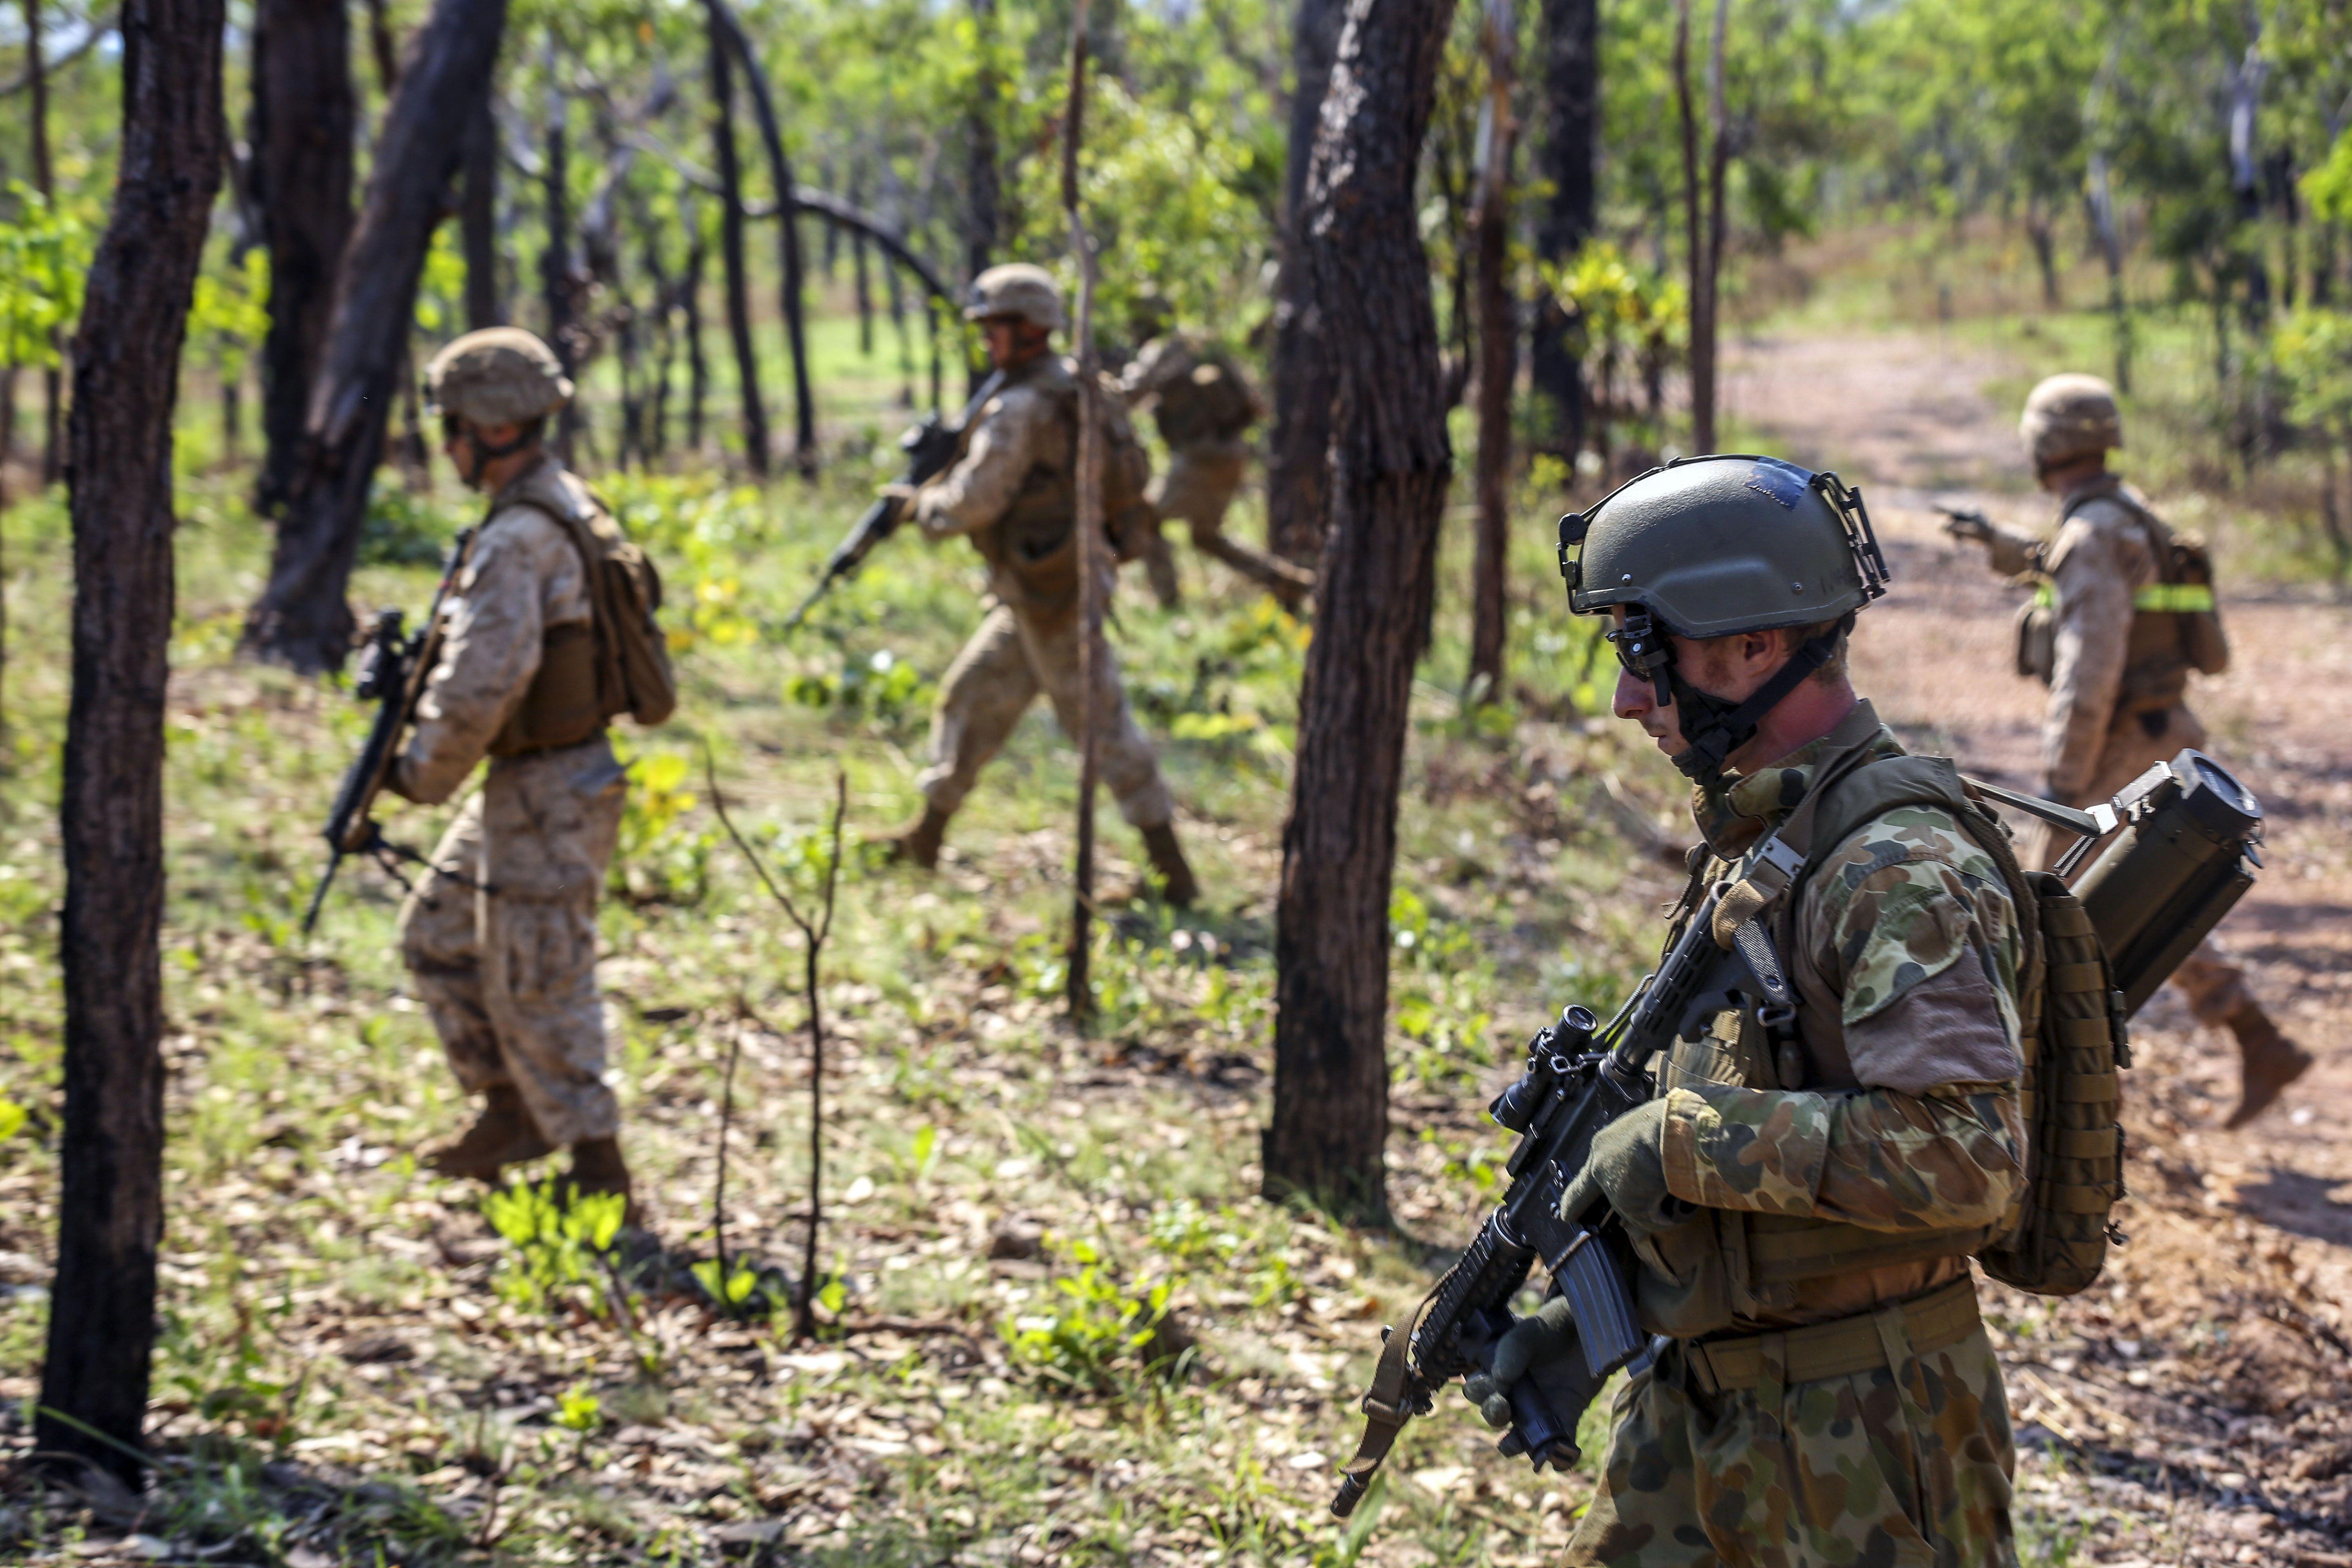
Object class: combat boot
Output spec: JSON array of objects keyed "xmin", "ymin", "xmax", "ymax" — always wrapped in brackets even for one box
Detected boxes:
[
  {"xmin": 883, "ymin": 805, "xmax": 951, "ymax": 870},
  {"xmin": 425, "ymin": 1085, "xmax": 552, "ymax": 1181},
  {"xmin": 1139, "ymin": 822, "xmax": 1199, "ymax": 909},
  {"xmin": 564, "ymin": 1136, "xmax": 641, "ymax": 1227},
  {"xmin": 2223, "ymin": 1002, "xmax": 2313, "ymax": 1129}
]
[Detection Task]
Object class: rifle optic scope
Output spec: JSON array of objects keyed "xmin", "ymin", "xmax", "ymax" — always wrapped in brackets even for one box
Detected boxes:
[{"xmin": 1490, "ymin": 1005, "xmax": 1598, "ymax": 1133}]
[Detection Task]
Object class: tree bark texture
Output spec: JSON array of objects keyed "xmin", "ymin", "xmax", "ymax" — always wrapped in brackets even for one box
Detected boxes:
[
  {"xmin": 1527, "ymin": 0, "xmax": 1595, "ymax": 452},
  {"xmin": 966, "ymin": 0, "xmax": 1000, "ymax": 278},
  {"xmin": 539, "ymin": 64, "xmax": 579, "ymax": 457},
  {"xmin": 26, "ymin": 0, "xmax": 63, "ymax": 486},
  {"xmin": 1264, "ymin": 0, "xmax": 1347, "ymax": 566},
  {"xmin": 1468, "ymin": 0, "xmax": 1515, "ymax": 698},
  {"xmin": 249, "ymin": 0, "xmax": 355, "ymax": 516},
  {"xmin": 461, "ymin": 87, "xmax": 502, "ymax": 327},
  {"xmin": 40, "ymin": 0, "xmax": 224, "ymax": 1483},
  {"xmin": 241, "ymin": 0, "xmax": 511, "ymax": 673},
  {"xmin": 707, "ymin": 22, "xmax": 768, "ymax": 476},
  {"xmin": 1266, "ymin": 0, "xmax": 1457, "ymax": 1225}
]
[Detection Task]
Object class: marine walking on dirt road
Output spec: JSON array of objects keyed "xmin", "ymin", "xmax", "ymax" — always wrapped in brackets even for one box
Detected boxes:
[
  {"xmin": 1472, "ymin": 458, "xmax": 2037, "ymax": 1565},
  {"xmin": 1945, "ymin": 372, "xmax": 2311, "ymax": 1127},
  {"xmin": 1115, "ymin": 294, "xmax": 1314, "ymax": 611},
  {"xmin": 881, "ymin": 264, "xmax": 1200, "ymax": 905},
  {"xmin": 393, "ymin": 327, "xmax": 676, "ymax": 1222}
]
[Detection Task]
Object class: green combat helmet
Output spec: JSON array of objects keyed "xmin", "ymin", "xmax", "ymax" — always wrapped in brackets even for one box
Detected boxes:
[
  {"xmin": 1557, "ymin": 454, "xmax": 1889, "ymax": 782},
  {"xmin": 2019, "ymin": 372, "xmax": 2122, "ymax": 473},
  {"xmin": 964, "ymin": 263, "xmax": 1066, "ymax": 332},
  {"xmin": 423, "ymin": 327, "xmax": 575, "ymax": 428}
]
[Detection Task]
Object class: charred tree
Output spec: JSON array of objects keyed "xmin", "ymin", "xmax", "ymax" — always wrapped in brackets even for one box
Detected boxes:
[
  {"xmin": 684, "ymin": 227, "xmax": 709, "ymax": 452},
  {"xmin": 1467, "ymin": 0, "xmax": 1515, "ymax": 699},
  {"xmin": 40, "ymin": 0, "xmax": 225, "ymax": 1483},
  {"xmin": 539, "ymin": 60, "xmax": 579, "ymax": 457},
  {"xmin": 461, "ymin": 89, "xmax": 502, "ymax": 327},
  {"xmin": 250, "ymin": 0, "xmax": 356, "ymax": 515},
  {"xmin": 1266, "ymin": 0, "xmax": 1457, "ymax": 1225},
  {"xmin": 966, "ymin": 0, "xmax": 1001, "ymax": 277},
  {"xmin": 707, "ymin": 17, "xmax": 768, "ymax": 476},
  {"xmin": 1527, "ymin": 0, "xmax": 1595, "ymax": 453},
  {"xmin": 1264, "ymin": 0, "xmax": 1347, "ymax": 566},
  {"xmin": 26, "ymin": 0, "xmax": 62, "ymax": 486},
  {"xmin": 241, "ymin": 0, "xmax": 512, "ymax": 673}
]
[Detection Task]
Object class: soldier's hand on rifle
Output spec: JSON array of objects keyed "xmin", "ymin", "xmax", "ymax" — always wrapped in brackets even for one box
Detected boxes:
[
  {"xmin": 878, "ymin": 481, "xmax": 918, "ymax": 508},
  {"xmin": 1557, "ymin": 1099, "xmax": 1688, "ymax": 1241},
  {"xmin": 1461, "ymin": 1298, "xmax": 1579, "ymax": 1441},
  {"xmin": 1938, "ymin": 506, "xmax": 1993, "ymax": 545}
]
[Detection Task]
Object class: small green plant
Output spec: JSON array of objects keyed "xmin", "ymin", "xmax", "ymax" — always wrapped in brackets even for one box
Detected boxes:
[
  {"xmin": 690, "ymin": 1257, "xmax": 759, "ymax": 1311},
  {"xmin": 483, "ymin": 1181, "xmax": 629, "ymax": 1317},
  {"xmin": 1004, "ymin": 1238, "xmax": 1181, "ymax": 1392}
]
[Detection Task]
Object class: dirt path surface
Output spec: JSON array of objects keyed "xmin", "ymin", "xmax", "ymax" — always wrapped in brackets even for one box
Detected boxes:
[{"xmin": 1725, "ymin": 330, "xmax": 2352, "ymax": 1564}]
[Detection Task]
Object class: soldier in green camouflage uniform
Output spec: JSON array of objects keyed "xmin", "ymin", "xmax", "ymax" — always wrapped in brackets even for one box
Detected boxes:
[{"xmin": 1474, "ymin": 459, "xmax": 2024, "ymax": 1567}]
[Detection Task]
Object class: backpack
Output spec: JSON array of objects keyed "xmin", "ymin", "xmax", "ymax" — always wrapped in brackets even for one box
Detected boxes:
[
  {"xmin": 2014, "ymin": 488, "xmax": 2228, "ymax": 687},
  {"xmin": 1762, "ymin": 746, "xmax": 2131, "ymax": 1298},
  {"xmin": 512, "ymin": 487, "xmax": 678, "ymax": 730}
]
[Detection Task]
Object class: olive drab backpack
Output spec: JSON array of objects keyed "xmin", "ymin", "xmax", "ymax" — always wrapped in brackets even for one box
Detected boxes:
[
  {"xmin": 512, "ymin": 488, "xmax": 679, "ymax": 731},
  {"xmin": 1764, "ymin": 746, "xmax": 2132, "ymax": 1298},
  {"xmin": 2014, "ymin": 488, "xmax": 2228, "ymax": 688}
]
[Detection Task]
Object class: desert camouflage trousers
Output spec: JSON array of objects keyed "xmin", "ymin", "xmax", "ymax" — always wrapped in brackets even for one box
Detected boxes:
[
  {"xmin": 1138, "ymin": 447, "xmax": 1315, "ymax": 605},
  {"xmin": 916, "ymin": 601, "xmax": 1175, "ymax": 829},
  {"xmin": 1568, "ymin": 1313, "xmax": 2016, "ymax": 1568},
  {"xmin": 398, "ymin": 735, "xmax": 627, "ymax": 1147},
  {"xmin": 2032, "ymin": 701, "xmax": 2253, "ymax": 1026}
]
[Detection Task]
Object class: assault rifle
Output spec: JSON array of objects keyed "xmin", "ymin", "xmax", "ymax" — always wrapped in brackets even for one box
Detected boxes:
[
  {"xmin": 1332, "ymin": 877, "xmax": 1801, "ymax": 1517},
  {"xmin": 300, "ymin": 529, "xmax": 476, "ymax": 935},
  {"xmin": 782, "ymin": 370, "xmax": 1007, "ymax": 633}
]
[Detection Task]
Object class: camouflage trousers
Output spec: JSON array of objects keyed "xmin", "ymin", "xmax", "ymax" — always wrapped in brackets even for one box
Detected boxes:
[
  {"xmin": 399, "ymin": 736, "xmax": 626, "ymax": 1148},
  {"xmin": 2036, "ymin": 701, "xmax": 2253, "ymax": 1027},
  {"xmin": 915, "ymin": 601, "xmax": 1175, "ymax": 829},
  {"xmin": 1568, "ymin": 1316, "xmax": 2016, "ymax": 1567},
  {"xmin": 1145, "ymin": 447, "xmax": 1315, "ymax": 604}
]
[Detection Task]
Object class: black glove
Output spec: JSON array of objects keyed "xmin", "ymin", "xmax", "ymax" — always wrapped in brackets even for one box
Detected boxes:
[
  {"xmin": 1457, "ymin": 1297, "xmax": 1601, "ymax": 1469},
  {"xmin": 1557, "ymin": 1099, "xmax": 1689, "ymax": 1241}
]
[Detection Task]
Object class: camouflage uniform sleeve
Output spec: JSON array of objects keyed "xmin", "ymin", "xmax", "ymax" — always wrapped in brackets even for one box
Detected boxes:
[
  {"xmin": 1656, "ymin": 807, "xmax": 2027, "ymax": 1231},
  {"xmin": 1116, "ymin": 338, "xmax": 1187, "ymax": 404},
  {"xmin": 2042, "ymin": 508, "xmax": 2140, "ymax": 800},
  {"xmin": 394, "ymin": 507, "xmax": 564, "ymax": 805},
  {"xmin": 1981, "ymin": 523, "xmax": 2039, "ymax": 579},
  {"xmin": 914, "ymin": 387, "xmax": 1053, "ymax": 539}
]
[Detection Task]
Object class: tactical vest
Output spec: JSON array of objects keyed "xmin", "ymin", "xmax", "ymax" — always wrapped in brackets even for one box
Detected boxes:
[
  {"xmin": 966, "ymin": 357, "xmax": 1154, "ymax": 616},
  {"xmin": 2016, "ymin": 480, "xmax": 2229, "ymax": 708},
  {"xmin": 1636, "ymin": 720, "xmax": 2075, "ymax": 1338},
  {"xmin": 484, "ymin": 464, "xmax": 676, "ymax": 756},
  {"xmin": 1149, "ymin": 339, "xmax": 1260, "ymax": 449}
]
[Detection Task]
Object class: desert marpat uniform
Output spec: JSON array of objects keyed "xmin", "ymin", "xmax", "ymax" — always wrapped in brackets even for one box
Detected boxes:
[
  {"xmin": 1974, "ymin": 475, "xmax": 2276, "ymax": 1054},
  {"xmin": 1117, "ymin": 333, "xmax": 1313, "ymax": 606},
  {"xmin": 912, "ymin": 353, "xmax": 1177, "ymax": 832},
  {"xmin": 1572, "ymin": 702, "xmax": 2024, "ymax": 1568},
  {"xmin": 395, "ymin": 456, "xmax": 627, "ymax": 1149}
]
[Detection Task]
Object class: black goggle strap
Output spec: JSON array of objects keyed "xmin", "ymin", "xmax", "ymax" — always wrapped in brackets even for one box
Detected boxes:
[
  {"xmin": 1669, "ymin": 631, "xmax": 1839, "ymax": 782},
  {"xmin": 1606, "ymin": 606, "xmax": 1676, "ymax": 710}
]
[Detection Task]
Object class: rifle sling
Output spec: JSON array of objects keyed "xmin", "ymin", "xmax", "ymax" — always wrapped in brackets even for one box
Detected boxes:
[{"xmin": 1336, "ymin": 1287, "xmax": 1441, "ymax": 1501}]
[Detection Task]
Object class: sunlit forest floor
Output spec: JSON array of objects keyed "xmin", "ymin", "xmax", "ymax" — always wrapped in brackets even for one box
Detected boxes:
[{"xmin": 0, "ymin": 298, "xmax": 2343, "ymax": 1566}]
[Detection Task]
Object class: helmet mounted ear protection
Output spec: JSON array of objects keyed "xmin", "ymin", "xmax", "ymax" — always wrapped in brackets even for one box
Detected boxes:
[{"xmin": 1559, "ymin": 454, "xmax": 1890, "ymax": 783}]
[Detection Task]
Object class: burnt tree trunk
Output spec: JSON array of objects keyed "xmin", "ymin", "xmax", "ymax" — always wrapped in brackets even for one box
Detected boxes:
[
  {"xmin": 240, "ymin": 0, "xmax": 511, "ymax": 673},
  {"xmin": 1265, "ymin": 0, "xmax": 1457, "ymax": 1225},
  {"xmin": 710, "ymin": 4, "xmax": 817, "ymax": 475},
  {"xmin": 461, "ymin": 88, "xmax": 502, "ymax": 327},
  {"xmin": 1265, "ymin": 0, "xmax": 1347, "ymax": 566},
  {"xmin": 539, "ymin": 59, "xmax": 579, "ymax": 458},
  {"xmin": 707, "ymin": 20, "xmax": 768, "ymax": 476},
  {"xmin": 250, "ymin": 0, "xmax": 355, "ymax": 515},
  {"xmin": 966, "ymin": 0, "xmax": 1001, "ymax": 278},
  {"xmin": 1527, "ymin": 0, "xmax": 1595, "ymax": 453},
  {"xmin": 684, "ymin": 227, "xmax": 709, "ymax": 452},
  {"xmin": 39, "ymin": 0, "xmax": 225, "ymax": 1484},
  {"xmin": 1467, "ymin": 0, "xmax": 1515, "ymax": 700}
]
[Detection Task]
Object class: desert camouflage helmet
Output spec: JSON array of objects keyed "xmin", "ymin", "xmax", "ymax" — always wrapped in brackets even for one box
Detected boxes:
[
  {"xmin": 424, "ymin": 328, "xmax": 575, "ymax": 425},
  {"xmin": 1560, "ymin": 454, "xmax": 1889, "ymax": 639},
  {"xmin": 964, "ymin": 263, "xmax": 1066, "ymax": 332},
  {"xmin": 2020, "ymin": 373, "xmax": 2122, "ymax": 469}
]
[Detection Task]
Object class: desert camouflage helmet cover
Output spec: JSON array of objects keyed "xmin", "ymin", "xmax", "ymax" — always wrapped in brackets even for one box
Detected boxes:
[
  {"xmin": 2020, "ymin": 373, "xmax": 2122, "ymax": 468},
  {"xmin": 1559, "ymin": 454, "xmax": 1890, "ymax": 638},
  {"xmin": 424, "ymin": 328, "xmax": 575, "ymax": 425},
  {"xmin": 964, "ymin": 263, "xmax": 1067, "ymax": 332}
]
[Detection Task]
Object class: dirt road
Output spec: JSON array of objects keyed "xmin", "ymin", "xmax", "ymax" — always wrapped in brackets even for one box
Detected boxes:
[{"xmin": 1725, "ymin": 329, "xmax": 2352, "ymax": 1563}]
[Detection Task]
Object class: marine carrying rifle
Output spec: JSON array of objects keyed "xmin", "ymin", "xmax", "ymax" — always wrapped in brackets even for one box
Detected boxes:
[
  {"xmin": 782, "ymin": 370, "xmax": 1007, "ymax": 633},
  {"xmin": 300, "ymin": 528, "xmax": 476, "ymax": 935},
  {"xmin": 1332, "ymin": 877, "xmax": 1802, "ymax": 1516}
]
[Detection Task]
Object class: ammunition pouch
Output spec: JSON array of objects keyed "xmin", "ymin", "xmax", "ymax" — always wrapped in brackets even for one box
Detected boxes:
[{"xmin": 488, "ymin": 621, "xmax": 606, "ymax": 757}]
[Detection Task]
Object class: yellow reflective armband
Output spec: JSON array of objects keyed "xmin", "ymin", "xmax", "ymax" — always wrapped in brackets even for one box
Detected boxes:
[{"xmin": 2133, "ymin": 583, "xmax": 2216, "ymax": 612}]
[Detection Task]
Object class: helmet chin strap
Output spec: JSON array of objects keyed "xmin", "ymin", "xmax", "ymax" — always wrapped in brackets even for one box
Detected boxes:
[{"xmin": 1668, "ymin": 633, "xmax": 1840, "ymax": 784}]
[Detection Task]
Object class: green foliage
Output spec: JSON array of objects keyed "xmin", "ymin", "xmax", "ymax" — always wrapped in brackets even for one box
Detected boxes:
[
  {"xmin": 2274, "ymin": 308, "xmax": 2352, "ymax": 430},
  {"xmin": 189, "ymin": 245, "xmax": 270, "ymax": 380},
  {"xmin": 0, "ymin": 185, "xmax": 92, "ymax": 367},
  {"xmin": 1004, "ymin": 1237, "xmax": 1182, "ymax": 1393},
  {"xmin": 610, "ymin": 742, "xmax": 717, "ymax": 905},
  {"xmin": 483, "ymin": 1180, "xmax": 630, "ymax": 1317}
]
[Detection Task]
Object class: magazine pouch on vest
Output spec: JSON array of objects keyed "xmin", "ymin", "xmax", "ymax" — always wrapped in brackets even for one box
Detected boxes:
[{"xmin": 488, "ymin": 473, "xmax": 677, "ymax": 757}]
